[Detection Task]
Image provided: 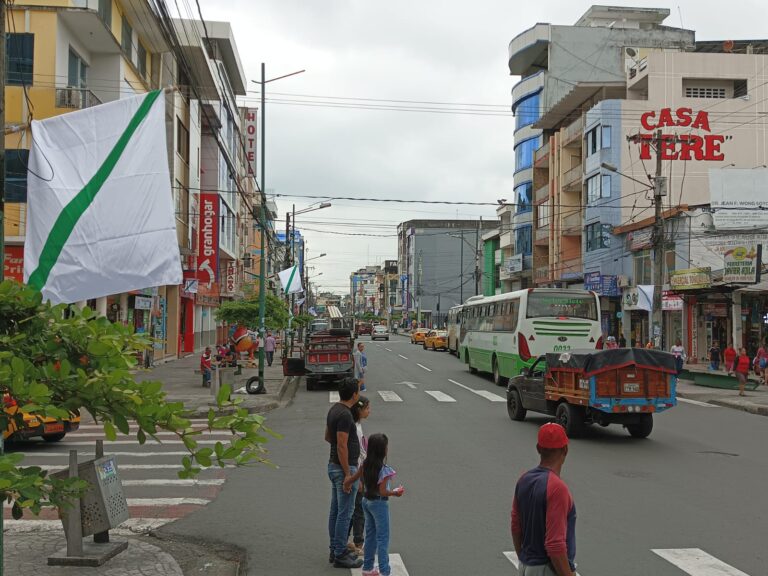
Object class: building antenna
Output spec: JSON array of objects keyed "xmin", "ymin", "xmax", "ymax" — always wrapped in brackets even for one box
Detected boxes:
[{"xmin": 677, "ymin": 5, "xmax": 685, "ymax": 29}]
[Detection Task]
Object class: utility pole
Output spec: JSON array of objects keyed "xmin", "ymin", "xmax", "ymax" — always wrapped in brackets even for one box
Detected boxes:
[
  {"xmin": 652, "ymin": 129, "xmax": 665, "ymax": 349},
  {"xmin": 417, "ymin": 250, "xmax": 423, "ymax": 327},
  {"xmin": 1, "ymin": 0, "xmax": 6, "ymax": 284},
  {"xmin": 256, "ymin": 62, "xmax": 267, "ymax": 390},
  {"xmin": 475, "ymin": 219, "xmax": 481, "ymax": 296},
  {"xmin": 289, "ymin": 204, "xmax": 295, "ymax": 355},
  {"xmin": 460, "ymin": 230, "xmax": 464, "ymax": 304}
]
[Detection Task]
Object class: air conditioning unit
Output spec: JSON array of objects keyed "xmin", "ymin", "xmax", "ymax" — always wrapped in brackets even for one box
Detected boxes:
[{"xmin": 617, "ymin": 275, "xmax": 631, "ymax": 288}]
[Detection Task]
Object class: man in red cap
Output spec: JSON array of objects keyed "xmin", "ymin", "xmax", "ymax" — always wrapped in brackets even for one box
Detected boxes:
[{"xmin": 511, "ymin": 423, "xmax": 576, "ymax": 576}]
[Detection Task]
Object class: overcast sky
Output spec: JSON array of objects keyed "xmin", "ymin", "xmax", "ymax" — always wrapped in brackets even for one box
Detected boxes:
[{"xmin": 201, "ymin": 0, "xmax": 767, "ymax": 295}]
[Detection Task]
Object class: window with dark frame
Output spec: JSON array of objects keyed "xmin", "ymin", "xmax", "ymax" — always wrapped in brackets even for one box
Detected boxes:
[
  {"xmin": 6, "ymin": 33, "xmax": 34, "ymax": 86},
  {"xmin": 121, "ymin": 18, "xmax": 133, "ymax": 57},
  {"xmin": 177, "ymin": 118, "xmax": 190, "ymax": 164}
]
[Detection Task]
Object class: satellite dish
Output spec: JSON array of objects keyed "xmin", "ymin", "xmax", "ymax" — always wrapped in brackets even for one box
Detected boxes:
[
  {"xmin": 723, "ymin": 40, "xmax": 734, "ymax": 53},
  {"xmin": 625, "ymin": 47, "xmax": 637, "ymax": 58}
]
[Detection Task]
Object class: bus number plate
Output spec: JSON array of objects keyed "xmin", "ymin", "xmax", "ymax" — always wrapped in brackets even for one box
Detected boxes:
[
  {"xmin": 623, "ymin": 383, "xmax": 640, "ymax": 393},
  {"xmin": 553, "ymin": 345, "xmax": 571, "ymax": 352}
]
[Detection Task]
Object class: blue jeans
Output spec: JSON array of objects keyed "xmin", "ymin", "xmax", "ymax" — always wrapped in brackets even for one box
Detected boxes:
[
  {"xmin": 362, "ymin": 498, "xmax": 391, "ymax": 575},
  {"xmin": 710, "ymin": 360, "xmax": 720, "ymax": 370},
  {"xmin": 328, "ymin": 463, "xmax": 358, "ymax": 558}
]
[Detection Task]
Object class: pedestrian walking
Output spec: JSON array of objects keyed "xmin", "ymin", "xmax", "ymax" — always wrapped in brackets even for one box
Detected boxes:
[
  {"xmin": 723, "ymin": 341, "xmax": 737, "ymax": 375},
  {"xmin": 734, "ymin": 347, "xmax": 751, "ymax": 397},
  {"xmin": 353, "ymin": 342, "xmax": 368, "ymax": 392},
  {"xmin": 264, "ymin": 331, "xmax": 277, "ymax": 367},
  {"xmin": 756, "ymin": 342, "xmax": 768, "ymax": 384},
  {"xmin": 670, "ymin": 339, "xmax": 686, "ymax": 375},
  {"xmin": 325, "ymin": 378, "xmax": 363, "ymax": 569},
  {"xmin": 511, "ymin": 423, "xmax": 576, "ymax": 576},
  {"xmin": 346, "ymin": 433, "xmax": 404, "ymax": 576},
  {"xmin": 346, "ymin": 396, "xmax": 371, "ymax": 556},
  {"xmin": 708, "ymin": 342, "xmax": 721, "ymax": 371},
  {"xmin": 200, "ymin": 347, "xmax": 213, "ymax": 388}
]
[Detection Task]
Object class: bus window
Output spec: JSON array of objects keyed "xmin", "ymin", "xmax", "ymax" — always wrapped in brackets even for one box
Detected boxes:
[{"xmin": 527, "ymin": 292, "xmax": 598, "ymax": 320}]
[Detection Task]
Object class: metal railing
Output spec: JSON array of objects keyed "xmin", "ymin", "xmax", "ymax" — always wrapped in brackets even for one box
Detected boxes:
[{"xmin": 56, "ymin": 88, "xmax": 102, "ymax": 110}]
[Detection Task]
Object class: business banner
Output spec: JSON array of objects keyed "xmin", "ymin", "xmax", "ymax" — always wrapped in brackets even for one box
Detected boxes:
[
  {"xmin": 723, "ymin": 244, "xmax": 761, "ymax": 284},
  {"xmin": 670, "ymin": 267, "xmax": 711, "ymax": 290},
  {"xmin": 197, "ymin": 193, "xmax": 220, "ymax": 298}
]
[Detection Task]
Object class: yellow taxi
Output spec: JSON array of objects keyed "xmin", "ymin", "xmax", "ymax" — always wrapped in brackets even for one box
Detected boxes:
[
  {"xmin": 410, "ymin": 328, "xmax": 429, "ymax": 345},
  {"xmin": 3, "ymin": 393, "xmax": 80, "ymax": 443},
  {"xmin": 424, "ymin": 330, "xmax": 448, "ymax": 351}
]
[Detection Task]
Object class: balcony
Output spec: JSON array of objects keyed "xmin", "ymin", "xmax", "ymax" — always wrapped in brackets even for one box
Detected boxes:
[
  {"xmin": 534, "ymin": 183, "xmax": 549, "ymax": 204},
  {"xmin": 535, "ymin": 265, "xmax": 551, "ymax": 284},
  {"xmin": 562, "ymin": 163, "xmax": 583, "ymax": 192},
  {"xmin": 508, "ymin": 24, "xmax": 551, "ymax": 75},
  {"xmin": 55, "ymin": 87, "xmax": 102, "ymax": 110},
  {"xmin": 561, "ymin": 116, "xmax": 583, "ymax": 148},
  {"xmin": 535, "ymin": 225, "xmax": 550, "ymax": 245},
  {"xmin": 561, "ymin": 212, "xmax": 582, "ymax": 236},
  {"xmin": 534, "ymin": 145, "xmax": 549, "ymax": 169},
  {"xmin": 557, "ymin": 257, "xmax": 583, "ymax": 280}
]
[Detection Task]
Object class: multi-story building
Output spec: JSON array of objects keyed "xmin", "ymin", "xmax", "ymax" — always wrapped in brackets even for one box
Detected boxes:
[
  {"xmin": 350, "ymin": 266, "xmax": 384, "ymax": 318},
  {"xmin": 509, "ymin": 5, "xmax": 768, "ymax": 357},
  {"xmin": 3, "ymin": 3, "xmax": 262, "ymax": 358},
  {"xmin": 482, "ymin": 230, "xmax": 502, "ymax": 296},
  {"xmin": 397, "ymin": 219, "xmax": 498, "ymax": 327},
  {"xmin": 505, "ymin": 5, "xmax": 693, "ymax": 292}
]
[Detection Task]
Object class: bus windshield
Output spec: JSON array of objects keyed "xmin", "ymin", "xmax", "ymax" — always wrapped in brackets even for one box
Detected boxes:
[{"xmin": 526, "ymin": 292, "xmax": 598, "ymax": 321}]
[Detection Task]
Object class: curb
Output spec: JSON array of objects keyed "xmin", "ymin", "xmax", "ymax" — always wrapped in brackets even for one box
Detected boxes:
[
  {"xmin": 182, "ymin": 375, "xmax": 298, "ymax": 418},
  {"xmin": 677, "ymin": 390, "xmax": 768, "ymax": 416}
]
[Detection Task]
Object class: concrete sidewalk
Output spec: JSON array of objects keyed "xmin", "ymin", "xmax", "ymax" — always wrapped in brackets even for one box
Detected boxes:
[{"xmin": 677, "ymin": 377, "xmax": 768, "ymax": 416}]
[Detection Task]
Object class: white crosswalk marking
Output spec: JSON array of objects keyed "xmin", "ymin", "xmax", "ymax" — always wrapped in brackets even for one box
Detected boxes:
[
  {"xmin": 350, "ymin": 553, "xmax": 410, "ymax": 575},
  {"xmin": 36, "ymin": 464, "xmax": 234, "ymax": 471},
  {"xmin": 330, "ymin": 391, "xmax": 340, "ymax": 403},
  {"xmin": 652, "ymin": 548, "xmax": 750, "ymax": 576},
  {"xmin": 448, "ymin": 379, "xmax": 506, "ymax": 402},
  {"xmin": 504, "ymin": 552, "xmax": 582, "ymax": 575},
  {"xmin": 425, "ymin": 390, "xmax": 456, "ymax": 402},
  {"xmin": 378, "ymin": 391, "xmax": 403, "ymax": 402},
  {"xmin": 677, "ymin": 397, "xmax": 719, "ymax": 408},
  {"xmin": 63, "ymin": 440, "xmax": 232, "ymax": 446}
]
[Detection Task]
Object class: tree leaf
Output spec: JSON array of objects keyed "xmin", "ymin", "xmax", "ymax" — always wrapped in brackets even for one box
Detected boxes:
[
  {"xmin": 103, "ymin": 421, "xmax": 117, "ymax": 442},
  {"xmin": 216, "ymin": 384, "xmax": 231, "ymax": 407}
]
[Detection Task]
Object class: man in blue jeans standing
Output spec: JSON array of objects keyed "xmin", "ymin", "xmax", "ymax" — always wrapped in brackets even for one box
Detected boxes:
[{"xmin": 325, "ymin": 377, "xmax": 363, "ymax": 568}]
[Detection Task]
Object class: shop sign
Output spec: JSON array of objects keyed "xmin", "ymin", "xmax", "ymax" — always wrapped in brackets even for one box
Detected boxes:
[
  {"xmin": 197, "ymin": 193, "xmax": 220, "ymax": 298},
  {"xmin": 221, "ymin": 261, "xmax": 237, "ymax": 296},
  {"xmin": 637, "ymin": 108, "xmax": 727, "ymax": 161},
  {"xmin": 134, "ymin": 296, "xmax": 153, "ymax": 310},
  {"xmin": 670, "ymin": 267, "xmax": 711, "ymax": 290},
  {"xmin": 3, "ymin": 246, "xmax": 24, "ymax": 282},
  {"xmin": 585, "ymin": 272, "xmax": 620, "ymax": 297},
  {"xmin": 702, "ymin": 302, "xmax": 728, "ymax": 317},
  {"xmin": 505, "ymin": 254, "xmax": 523, "ymax": 274},
  {"xmin": 710, "ymin": 169, "xmax": 768, "ymax": 230},
  {"xmin": 623, "ymin": 285, "xmax": 653, "ymax": 311},
  {"xmin": 723, "ymin": 244, "xmax": 761, "ymax": 284},
  {"xmin": 243, "ymin": 108, "xmax": 258, "ymax": 177},
  {"xmin": 662, "ymin": 290, "xmax": 684, "ymax": 311},
  {"xmin": 627, "ymin": 227, "xmax": 653, "ymax": 251}
]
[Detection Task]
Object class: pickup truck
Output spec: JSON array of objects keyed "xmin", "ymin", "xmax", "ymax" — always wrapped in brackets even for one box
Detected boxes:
[
  {"xmin": 506, "ymin": 348, "xmax": 677, "ymax": 439},
  {"xmin": 304, "ymin": 328, "xmax": 355, "ymax": 391}
]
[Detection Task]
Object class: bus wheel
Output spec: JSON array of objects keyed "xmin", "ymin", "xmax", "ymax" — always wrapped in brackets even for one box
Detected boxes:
[
  {"xmin": 626, "ymin": 414, "xmax": 653, "ymax": 439},
  {"xmin": 492, "ymin": 357, "xmax": 508, "ymax": 387},
  {"xmin": 555, "ymin": 402, "xmax": 584, "ymax": 438},
  {"xmin": 507, "ymin": 389, "xmax": 526, "ymax": 421}
]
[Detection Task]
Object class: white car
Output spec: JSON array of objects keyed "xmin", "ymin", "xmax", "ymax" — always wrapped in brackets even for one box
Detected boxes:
[{"xmin": 371, "ymin": 325, "xmax": 390, "ymax": 341}]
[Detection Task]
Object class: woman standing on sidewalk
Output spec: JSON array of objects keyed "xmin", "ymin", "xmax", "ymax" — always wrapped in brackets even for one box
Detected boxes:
[{"xmin": 734, "ymin": 347, "xmax": 751, "ymax": 397}]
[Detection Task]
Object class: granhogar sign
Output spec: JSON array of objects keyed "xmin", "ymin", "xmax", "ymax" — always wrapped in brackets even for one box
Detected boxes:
[{"xmin": 633, "ymin": 108, "xmax": 731, "ymax": 161}]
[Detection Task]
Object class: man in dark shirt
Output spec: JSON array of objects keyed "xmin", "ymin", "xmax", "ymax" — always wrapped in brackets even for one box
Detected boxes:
[
  {"xmin": 511, "ymin": 423, "xmax": 576, "ymax": 576},
  {"xmin": 325, "ymin": 377, "xmax": 362, "ymax": 569}
]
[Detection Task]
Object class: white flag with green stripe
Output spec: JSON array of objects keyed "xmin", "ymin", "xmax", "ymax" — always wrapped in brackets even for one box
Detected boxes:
[
  {"xmin": 278, "ymin": 265, "xmax": 303, "ymax": 295},
  {"xmin": 23, "ymin": 90, "xmax": 182, "ymax": 304}
]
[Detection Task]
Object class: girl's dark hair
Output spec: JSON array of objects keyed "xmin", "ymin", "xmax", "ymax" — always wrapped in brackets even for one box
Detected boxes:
[
  {"xmin": 350, "ymin": 395, "xmax": 369, "ymax": 423},
  {"xmin": 362, "ymin": 433, "xmax": 388, "ymax": 496}
]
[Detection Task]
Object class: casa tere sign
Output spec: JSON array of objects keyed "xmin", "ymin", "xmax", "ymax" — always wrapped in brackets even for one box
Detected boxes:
[{"xmin": 636, "ymin": 108, "xmax": 728, "ymax": 161}]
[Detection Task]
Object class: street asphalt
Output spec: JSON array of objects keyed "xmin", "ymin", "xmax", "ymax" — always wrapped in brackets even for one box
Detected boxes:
[{"xmin": 161, "ymin": 334, "xmax": 768, "ymax": 576}]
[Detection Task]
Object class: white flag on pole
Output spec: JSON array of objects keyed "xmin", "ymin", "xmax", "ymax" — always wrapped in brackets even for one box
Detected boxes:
[
  {"xmin": 23, "ymin": 91, "xmax": 182, "ymax": 304},
  {"xmin": 278, "ymin": 265, "xmax": 303, "ymax": 295}
]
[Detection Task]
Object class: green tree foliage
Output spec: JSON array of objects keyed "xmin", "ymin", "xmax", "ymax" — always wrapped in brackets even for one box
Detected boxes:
[
  {"xmin": 215, "ymin": 294, "xmax": 290, "ymax": 330},
  {"xmin": 0, "ymin": 280, "xmax": 279, "ymax": 518}
]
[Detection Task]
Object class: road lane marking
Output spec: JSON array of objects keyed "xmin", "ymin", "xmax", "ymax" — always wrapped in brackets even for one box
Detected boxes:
[
  {"xmin": 385, "ymin": 348, "xmax": 393, "ymax": 352},
  {"xmin": 398, "ymin": 354, "xmax": 409, "ymax": 360},
  {"xmin": 3, "ymin": 498, "xmax": 210, "ymax": 508},
  {"xmin": 416, "ymin": 363, "xmax": 432, "ymax": 372},
  {"xmin": 120, "ymin": 479, "xmax": 225, "ymax": 486},
  {"xmin": 425, "ymin": 391, "xmax": 456, "ymax": 402},
  {"xmin": 75, "ymin": 419, "xmax": 217, "ymax": 430},
  {"xmin": 351, "ymin": 553, "xmax": 410, "ymax": 576},
  {"xmin": 504, "ymin": 551, "xmax": 582, "ymax": 575},
  {"xmin": 65, "ymin": 432, "xmax": 238, "ymax": 439},
  {"xmin": 652, "ymin": 548, "xmax": 750, "ymax": 576},
  {"xmin": 11, "ymin": 451, "xmax": 201, "ymax": 458},
  {"xmin": 406, "ymin": 383, "xmax": 417, "ymax": 389},
  {"xmin": 36, "ymin": 464, "xmax": 235, "ymax": 471},
  {"xmin": 330, "ymin": 391, "xmax": 340, "ymax": 403},
  {"xmin": 677, "ymin": 397, "xmax": 719, "ymax": 408},
  {"xmin": 448, "ymin": 379, "xmax": 506, "ymax": 402},
  {"xmin": 378, "ymin": 391, "xmax": 403, "ymax": 402},
  {"xmin": 62, "ymin": 440, "xmax": 233, "ymax": 446}
]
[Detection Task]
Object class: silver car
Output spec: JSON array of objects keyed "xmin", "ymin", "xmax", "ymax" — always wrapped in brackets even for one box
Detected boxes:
[{"xmin": 371, "ymin": 325, "xmax": 389, "ymax": 341}]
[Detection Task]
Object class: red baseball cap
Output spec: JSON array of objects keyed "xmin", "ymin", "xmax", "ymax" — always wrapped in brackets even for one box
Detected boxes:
[{"xmin": 538, "ymin": 423, "xmax": 569, "ymax": 449}]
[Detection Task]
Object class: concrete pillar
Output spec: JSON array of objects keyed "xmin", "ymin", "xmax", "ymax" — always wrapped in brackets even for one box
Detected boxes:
[
  {"xmin": 732, "ymin": 291, "xmax": 742, "ymax": 349},
  {"xmin": 119, "ymin": 293, "xmax": 129, "ymax": 324},
  {"xmin": 95, "ymin": 297, "xmax": 108, "ymax": 318}
]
